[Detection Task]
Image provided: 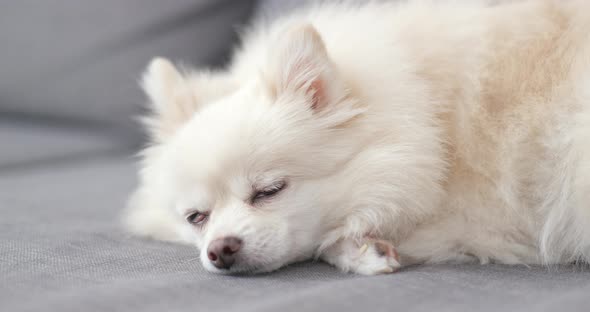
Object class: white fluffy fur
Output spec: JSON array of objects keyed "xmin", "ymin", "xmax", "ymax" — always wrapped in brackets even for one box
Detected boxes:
[{"xmin": 125, "ymin": 0, "xmax": 590, "ymax": 274}]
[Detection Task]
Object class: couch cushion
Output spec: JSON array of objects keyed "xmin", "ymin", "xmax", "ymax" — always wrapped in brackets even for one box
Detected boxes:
[
  {"xmin": 0, "ymin": 119, "xmax": 134, "ymax": 170},
  {"xmin": 253, "ymin": 0, "xmax": 372, "ymax": 22},
  {"xmin": 0, "ymin": 0, "xmax": 254, "ymax": 130},
  {"xmin": 1, "ymin": 156, "xmax": 589, "ymax": 311}
]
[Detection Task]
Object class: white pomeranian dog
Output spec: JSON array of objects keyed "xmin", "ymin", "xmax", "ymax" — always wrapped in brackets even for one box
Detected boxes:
[{"xmin": 125, "ymin": 0, "xmax": 590, "ymax": 275}]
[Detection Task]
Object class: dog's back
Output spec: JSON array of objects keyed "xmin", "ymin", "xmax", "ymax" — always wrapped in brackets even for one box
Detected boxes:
[{"xmin": 398, "ymin": 0, "xmax": 590, "ymax": 264}]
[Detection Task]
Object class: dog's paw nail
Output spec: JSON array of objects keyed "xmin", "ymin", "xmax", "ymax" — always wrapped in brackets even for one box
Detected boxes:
[{"xmin": 359, "ymin": 243, "xmax": 370, "ymax": 255}]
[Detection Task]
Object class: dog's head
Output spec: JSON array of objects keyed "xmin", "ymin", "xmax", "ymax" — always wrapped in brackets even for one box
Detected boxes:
[{"xmin": 127, "ymin": 26, "xmax": 364, "ymax": 273}]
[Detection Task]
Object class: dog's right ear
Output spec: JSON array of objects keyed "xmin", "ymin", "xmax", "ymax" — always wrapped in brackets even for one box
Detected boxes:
[
  {"xmin": 265, "ymin": 25, "xmax": 346, "ymax": 113},
  {"xmin": 141, "ymin": 58, "xmax": 198, "ymax": 142}
]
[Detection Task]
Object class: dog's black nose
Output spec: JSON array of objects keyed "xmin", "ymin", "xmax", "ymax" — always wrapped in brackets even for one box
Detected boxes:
[{"xmin": 207, "ymin": 237, "xmax": 242, "ymax": 270}]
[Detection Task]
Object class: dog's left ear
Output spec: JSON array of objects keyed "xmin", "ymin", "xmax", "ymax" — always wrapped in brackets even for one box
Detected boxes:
[
  {"xmin": 141, "ymin": 58, "xmax": 197, "ymax": 142},
  {"xmin": 141, "ymin": 58, "xmax": 235, "ymax": 142},
  {"xmin": 266, "ymin": 25, "xmax": 344, "ymax": 111}
]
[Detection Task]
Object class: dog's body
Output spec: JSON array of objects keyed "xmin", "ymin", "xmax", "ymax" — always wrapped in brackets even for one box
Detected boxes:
[{"xmin": 126, "ymin": 0, "xmax": 590, "ymax": 274}]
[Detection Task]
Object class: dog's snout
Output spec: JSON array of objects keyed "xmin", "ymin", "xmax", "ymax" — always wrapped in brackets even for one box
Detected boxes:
[{"xmin": 207, "ymin": 237, "xmax": 242, "ymax": 270}]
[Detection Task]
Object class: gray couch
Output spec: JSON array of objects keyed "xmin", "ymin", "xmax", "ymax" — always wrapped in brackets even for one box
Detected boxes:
[{"xmin": 2, "ymin": 1, "xmax": 589, "ymax": 311}]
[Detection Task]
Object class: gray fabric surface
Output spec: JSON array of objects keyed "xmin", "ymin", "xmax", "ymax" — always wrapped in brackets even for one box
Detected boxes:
[
  {"xmin": 0, "ymin": 119, "xmax": 132, "ymax": 170},
  {"xmin": 1, "ymin": 153, "xmax": 590, "ymax": 312},
  {"xmin": 0, "ymin": 0, "xmax": 254, "ymax": 130}
]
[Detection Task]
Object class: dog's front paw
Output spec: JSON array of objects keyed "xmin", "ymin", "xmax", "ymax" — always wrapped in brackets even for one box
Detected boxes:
[
  {"xmin": 321, "ymin": 237, "xmax": 401, "ymax": 275},
  {"xmin": 354, "ymin": 239, "xmax": 401, "ymax": 275}
]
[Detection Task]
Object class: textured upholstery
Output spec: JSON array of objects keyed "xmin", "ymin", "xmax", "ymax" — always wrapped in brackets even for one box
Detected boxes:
[
  {"xmin": 2, "ymin": 156, "xmax": 589, "ymax": 312},
  {"xmin": 0, "ymin": 119, "xmax": 131, "ymax": 169}
]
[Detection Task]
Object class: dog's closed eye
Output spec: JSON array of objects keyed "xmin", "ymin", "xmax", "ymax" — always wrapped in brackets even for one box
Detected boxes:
[
  {"xmin": 251, "ymin": 180, "xmax": 287, "ymax": 204},
  {"xmin": 186, "ymin": 211, "xmax": 209, "ymax": 226}
]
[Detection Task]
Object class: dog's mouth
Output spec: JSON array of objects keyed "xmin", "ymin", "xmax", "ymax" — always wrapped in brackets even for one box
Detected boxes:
[
  {"xmin": 201, "ymin": 232, "xmax": 295, "ymax": 274},
  {"xmin": 199, "ymin": 247, "xmax": 263, "ymax": 274},
  {"xmin": 201, "ymin": 248, "xmax": 290, "ymax": 275}
]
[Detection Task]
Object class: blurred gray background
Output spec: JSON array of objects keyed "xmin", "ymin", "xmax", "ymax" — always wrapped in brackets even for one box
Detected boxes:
[
  {"xmin": 0, "ymin": 0, "xmax": 310, "ymax": 170},
  {"xmin": 2, "ymin": 1, "xmax": 589, "ymax": 312}
]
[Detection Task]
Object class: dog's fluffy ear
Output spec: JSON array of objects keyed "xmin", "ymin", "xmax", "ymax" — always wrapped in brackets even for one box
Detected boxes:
[
  {"xmin": 267, "ymin": 25, "xmax": 344, "ymax": 111},
  {"xmin": 141, "ymin": 58, "xmax": 197, "ymax": 142}
]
